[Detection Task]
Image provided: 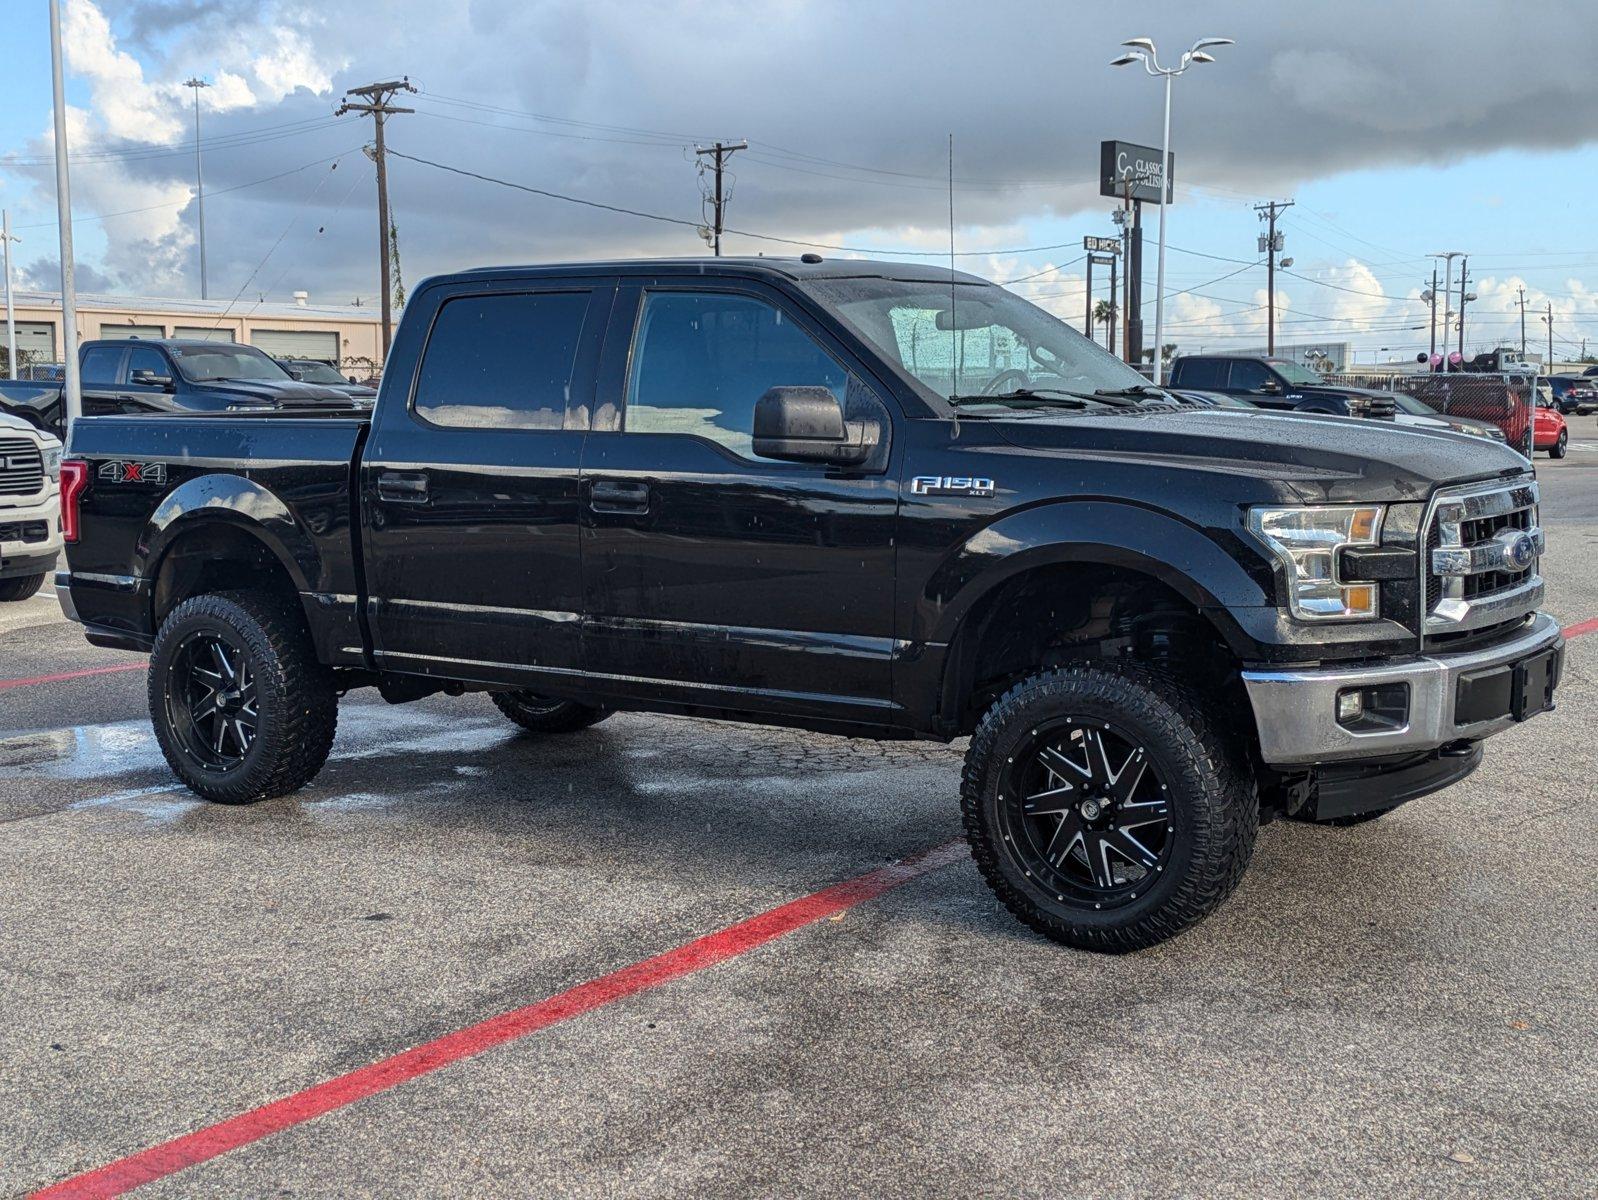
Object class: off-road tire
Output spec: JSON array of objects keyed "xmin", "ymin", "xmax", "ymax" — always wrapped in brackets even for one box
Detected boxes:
[
  {"xmin": 962, "ymin": 663, "xmax": 1258, "ymax": 953},
  {"xmin": 0, "ymin": 573, "xmax": 46, "ymax": 602},
  {"xmin": 148, "ymin": 590, "xmax": 337, "ymax": 804},
  {"xmin": 492, "ymin": 691, "xmax": 611, "ymax": 734},
  {"xmin": 1550, "ymin": 430, "xmax": 1568, "ymax": 459}
]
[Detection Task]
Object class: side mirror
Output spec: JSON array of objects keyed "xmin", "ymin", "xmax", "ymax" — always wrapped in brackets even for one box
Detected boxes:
[
  {"xmin": 131, "ymin": 369, "xmax": 174, "ymax": 390},
  {"xmin": 752, "ymin": 386, "xmax": 878, "ymax": 465},
  {"xmin": 1258, "ymin": 379, "xmax": 1283, "ymax": 395}
]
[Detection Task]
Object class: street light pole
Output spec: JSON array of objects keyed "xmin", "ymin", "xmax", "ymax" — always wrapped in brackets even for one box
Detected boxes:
[
  {"xmin": 1110, "ymin": 35, "xmax": 1233, "ymax": 386},
  {"xmin": 1430, "ymin": 252, "xmax": 1463, "ymax": 370},
  {"xmin": 184, "ymin": 77, "xmax": 209, "ymax": 300},
  {"xmin": 48, "ymin": 0, "xmax": 80, "ymax": 429}
]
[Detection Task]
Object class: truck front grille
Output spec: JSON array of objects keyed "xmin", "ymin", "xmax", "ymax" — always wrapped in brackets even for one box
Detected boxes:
[
  {"xmin": 0, "ymin": 436, "xmax": 44, "ymax": 496},
  {"xmin": 1422, "ymin": 478, "xmax": 1542, "ymax": 635}
]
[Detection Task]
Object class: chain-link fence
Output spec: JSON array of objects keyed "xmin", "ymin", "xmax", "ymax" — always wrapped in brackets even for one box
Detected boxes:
[{"xmin": 1321, "ymin": 372, "xmax": 1536, "ymax": 457}]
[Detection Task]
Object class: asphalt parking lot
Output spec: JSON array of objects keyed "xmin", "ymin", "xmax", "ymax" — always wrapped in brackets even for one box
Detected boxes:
[{"xmin": 3, "ymin": 454, "xmax": 1595, "ymax": 1199}]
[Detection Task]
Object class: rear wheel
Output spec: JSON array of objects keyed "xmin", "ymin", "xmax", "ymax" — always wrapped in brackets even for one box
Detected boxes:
[
  {"xmin": 149, "ymin": 591, "xmax": 337, "ymax": 804},
  {"xmin": 962, "ymin": 664, "xmax": 1257, "ymax": 954},
  {"xmin": 1550, "ymin": 429, "xmax": 1569, "ymax": 459},
  {"xmin": 0, "ymin": 573, "xmax": 46, "ymax": 602},
  {"xmin": 491, "ymin": 691, "xmax": 610, "ymax": 734}
]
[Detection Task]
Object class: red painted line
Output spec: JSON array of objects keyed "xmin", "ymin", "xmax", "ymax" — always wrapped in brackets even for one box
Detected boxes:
[
  {"xmin": 31, "ymin": 838, "xmax": 967, "ymax": 1200},
  {"xmin": 1563, "ymin": 617, "xmax": 1598, "ymax": 640},
  {"xmin": 0, "ymin": 663, "xmax": 144, "ymax": 692}
]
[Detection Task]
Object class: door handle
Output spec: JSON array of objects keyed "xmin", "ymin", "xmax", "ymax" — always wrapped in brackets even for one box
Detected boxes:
[
  {"xmin": 589, "ymin": 479, "xmax": 650, "ymax": 514},
  {"xmin": 377, "ymin": 470, "xmax": 430, "ymax": 504}
]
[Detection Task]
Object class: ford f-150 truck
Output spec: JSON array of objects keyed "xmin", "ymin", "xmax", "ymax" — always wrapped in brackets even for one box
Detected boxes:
[
  {"xmin": 0, "ymin": 410, "xmax": 62, "ymax": 600},
  {"xmin": 0, "ymin": 338, "xmax": 364, "ymax": 434},
  {"xmin": 56, "ymin": 257, "xmax": 1563, "ymax": 952}
]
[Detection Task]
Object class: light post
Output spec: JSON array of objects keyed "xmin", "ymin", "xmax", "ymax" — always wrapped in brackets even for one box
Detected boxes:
[
  {"xmin": 1431, "ymin": 252, "xmax": 1464, "ymax": 370},
  {"xmin": 48, "ymin": 0, "xmax": 80, "ymax": 428},
  {"xmin": 1111, "ymin": 35, "xmax": 1233, "ymax": 385},
  {"xmin": 184, "ymin": 77, "xmax": 209, "ymax": 299}
]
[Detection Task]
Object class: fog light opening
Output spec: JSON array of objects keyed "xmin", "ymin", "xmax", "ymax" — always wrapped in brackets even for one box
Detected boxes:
[{"xmin": 1335, "ymin": 683, "xmax": 1410, "ymax": 733}]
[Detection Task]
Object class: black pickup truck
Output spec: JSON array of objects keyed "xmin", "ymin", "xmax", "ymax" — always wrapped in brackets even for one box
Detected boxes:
[
  {"xmin": 57, "ymin": 257, "xmax": 1563, "ymax": 952},
  {"xmin": 0, "ymin": 338, "xmax": 361, "ymax": 434}
]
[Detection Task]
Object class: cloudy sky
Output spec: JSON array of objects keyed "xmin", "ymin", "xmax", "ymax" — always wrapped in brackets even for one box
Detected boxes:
[{"xmin": 3, "ymin": 0, "xmax": 1597, "ymax": 362}]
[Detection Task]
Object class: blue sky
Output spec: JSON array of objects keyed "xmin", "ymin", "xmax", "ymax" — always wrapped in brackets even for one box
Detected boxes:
[{"xmin": 3, "ymin": 0, "xmax": 1596, "ymax": 363}]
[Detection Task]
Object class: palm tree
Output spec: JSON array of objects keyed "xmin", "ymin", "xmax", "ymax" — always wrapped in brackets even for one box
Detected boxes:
[{"xmin": 1092, "ymin": 299, "xmax": 1118, "ymax": 348}]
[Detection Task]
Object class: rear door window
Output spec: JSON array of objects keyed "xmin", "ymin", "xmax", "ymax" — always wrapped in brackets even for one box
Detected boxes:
[
  {"xmin": 1173, "ymin": 358, "xmax": 1225, "ymax": 388},
  {"xmin": 79, "ymin": 346, "xmax": 123, "ymax": 386},
  {"xmin": 413, "ymin": 291, "xmax": 591, "ymax": 430}
]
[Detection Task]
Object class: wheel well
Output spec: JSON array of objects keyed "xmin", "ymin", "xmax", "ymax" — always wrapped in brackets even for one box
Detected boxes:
[
  {"xmin": 943, "ymin": 563, "xmax": 1253, "ymax": 743},
  {"xmin": 151, "ymin": 523, "xmax": 301, "ymax": 630}
]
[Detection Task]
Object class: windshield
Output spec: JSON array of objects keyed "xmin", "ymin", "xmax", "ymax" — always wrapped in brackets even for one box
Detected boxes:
[
  {"xmin": 1267, "ymin": 360, "xmax": 1324, "ymax": 385},
  {"xmin": 803, "ymin": 277, "xmax": 1157, "ymax": 409},
  {"xmin": 1392, "ymin": 393, "xmax": 1435, "ymax": 417},
  {"xmin": 287, "ymin": 360, "xmax": 346, "ymax": 384},
  {"xmin": 171, "ymin": 344, "xmax": 291, "ymax": 383}
]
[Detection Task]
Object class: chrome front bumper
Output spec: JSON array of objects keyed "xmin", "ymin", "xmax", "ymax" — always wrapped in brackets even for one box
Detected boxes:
[{"xmin": 1242, "ymin": 612, "xmax": 1564, "ymax": 765}]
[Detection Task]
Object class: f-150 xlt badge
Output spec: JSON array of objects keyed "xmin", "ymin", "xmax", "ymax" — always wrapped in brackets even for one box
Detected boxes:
[
  {"xmin": 911, "ymin": 475, "xmax": 996, "ymax": 497},
  {"xmin": 97, "ymin": 460, "xmax": 166, "ymax": 484}
]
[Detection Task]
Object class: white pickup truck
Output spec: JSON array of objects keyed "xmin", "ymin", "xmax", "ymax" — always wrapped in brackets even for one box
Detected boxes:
[{"xmin": 0, "ymin": 410, "xmax": 62, "ymax": 601}]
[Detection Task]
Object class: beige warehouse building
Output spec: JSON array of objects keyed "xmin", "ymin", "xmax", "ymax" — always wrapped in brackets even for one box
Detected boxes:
[{"xmin": 2, "ymin": 290, "xmax": 386, "ymax": 378}]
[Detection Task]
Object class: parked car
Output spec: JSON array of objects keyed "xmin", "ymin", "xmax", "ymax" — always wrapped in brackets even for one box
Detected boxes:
[
  {"xmin": 1546, "ymin": 375, "xmax": 1598, "ymax": 415},
  {"xmin": 275, "ymin": 358, "xmax": 379, "ymax": 401},
  {"xmin": 0, "ymin": 339, "xmax": 368, "ymax": 435},
  {"xmin": 1168, "ymin": 379, "xmax": 1505, "ymax": 442},
  {"xmin": 57, "ymin": 256, "xmax": 1562, "ymax": 953},
  {"xmin": 1533, "ymin": 384, "xmax": 1569, "ymax": 457},
  {"xmin": 0, "ymin": 410, "xmax": 62, "ymax": 601},
  {"xmin": 1167, "ymin": 354, "xmax": 1505, "ymax": 441}
]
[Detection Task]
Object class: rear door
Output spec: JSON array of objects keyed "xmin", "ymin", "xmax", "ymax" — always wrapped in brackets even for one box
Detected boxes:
[
  {"xmin": 579, "ymin": 281, "xmax": 901, "ymax": 725},
  {"xmin": 77, "ymin": 344, "xmax": 130, "ymax": 417},
  {"xmin": 360, "ymin": 277, "xmax": 615, "ymax": 685}
]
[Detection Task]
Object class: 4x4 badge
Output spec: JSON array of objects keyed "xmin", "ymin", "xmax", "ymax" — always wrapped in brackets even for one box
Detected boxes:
[
  {"xmin": 911, "ymin": 475, "xmax": 995, "ymax": 497},
  {"xmin": 97, "ymin": 460, "xmax": 166, "ymax": 485}
]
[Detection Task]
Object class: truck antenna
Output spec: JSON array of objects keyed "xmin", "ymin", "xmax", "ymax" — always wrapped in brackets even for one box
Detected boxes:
[{"xmin": 949, "ymin": 132, "xmax": 959, "ymax": 400}]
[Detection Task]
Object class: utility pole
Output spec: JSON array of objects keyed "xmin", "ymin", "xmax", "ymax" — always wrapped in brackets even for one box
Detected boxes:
[
  {"xmin": 693, "ymin": 140, "xmax": 747, "ymax": 256},
  {"xmin": 1255, "ymin": 199, "xmax": 1293, "ymax": 355},
  {"xmin": 1456, "ymin": 256, "xmax": 1470, "ymax": 363},
  {"xmin": 1518, "ymin": 286, "xmax": 1527, "ymax": 359},
  {"xmin": 2, "ymin": 211, "xmax": 17, "ymax": 380},
  {"xmin": 1544, "ymin": 302, "xmax": 1554, "ymax": 367},
  {"xmin": 337, "ymin": 78, "xmax": 415, "ymax": 357},
  {"xmin": 1431, "ymin": 252, "xmax": 1463, "ymax": 370},
  {"xmin": 184, "ymin": 78, "xmax": 209, "ymax": 299},
  {"xmin": 48, "ymin": 0, "xmax": 80, "ymax": 428}
]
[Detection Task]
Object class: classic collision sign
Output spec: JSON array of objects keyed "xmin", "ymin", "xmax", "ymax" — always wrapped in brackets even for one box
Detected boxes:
[{"xmin": 1100, "ymin": 140, "xmax": 1174, "ymax": 204}]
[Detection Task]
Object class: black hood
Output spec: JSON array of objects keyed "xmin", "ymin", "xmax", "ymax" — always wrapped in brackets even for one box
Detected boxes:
[
  {"xmin": 986, "ymin": 406, "xmax": 1528, "ymax": 503},
  {"xmin": 202, "ymin": 378, "xmax": 355, "ymax": 406}
]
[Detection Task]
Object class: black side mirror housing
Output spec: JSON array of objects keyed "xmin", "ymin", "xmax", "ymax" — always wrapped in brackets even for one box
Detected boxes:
[
  {"xmin": 752, "ymin": 386, "xmax": 878, "ymax": 466},
  {"xmin": 1258, "ymin": 379, "xmax": 1283, "ymax": 395},
  {"xmin": 131, "ymin": 369, "xmax": 174, "ymax": 390}
]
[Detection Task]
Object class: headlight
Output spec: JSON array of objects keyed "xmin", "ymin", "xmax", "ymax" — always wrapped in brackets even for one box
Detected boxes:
[
  {"xmin": 1248, "ymin": 504, "xmax": 1385, "ymax": 621},
  {"xmin": 41, "ymin": 445, "xmax": 62, "ymax": 480}
]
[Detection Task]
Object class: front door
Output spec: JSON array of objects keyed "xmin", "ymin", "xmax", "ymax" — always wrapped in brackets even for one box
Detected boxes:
[
  {"xmin": 580, "ymin": 283, "xmax": 901, "ymax": 726},
  {"xmin": 361, "ymin": 280, "xmax": 613, "ymax": 686}
]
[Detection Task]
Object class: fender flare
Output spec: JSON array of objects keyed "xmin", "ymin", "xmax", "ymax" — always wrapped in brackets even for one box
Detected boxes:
[
  {"xmin": 921, "ymin": 500, "xmax": 1273, "ymax": 656},
  {"xmin": 139, "ymin": 474, "xmax": 318, "ymax": 601}
]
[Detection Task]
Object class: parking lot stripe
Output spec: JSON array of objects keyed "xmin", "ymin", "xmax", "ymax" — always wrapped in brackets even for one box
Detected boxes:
[
  {"xmin": 1563, "ymin": 616, "xmax": 1598, "ymax": 640},
  {"xmin": 30, "ymin": 838, "xmax": 968, "ymax": 1200},
  {"xmin": 0, "ymin": 663, "xmax": 144, "ymax": 691}
]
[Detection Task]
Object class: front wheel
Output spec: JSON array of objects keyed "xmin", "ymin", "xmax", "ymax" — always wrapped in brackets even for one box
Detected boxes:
[
  {"xmin": 1550, "ymin": 430, "xmax": 1569, "ymax": 459},
  {"xmin": 0, "ymin": 573, "xmax": 46, "ymax": 602},
  {"xmin": 962, "ymin": 664, "xmax": 1257, "ymax": 953},
  {"xmin": 492, "ymin": 690, "xmax": 611, "ymax": 734},
  {"xmin": 148, "ymin": 591, "xmax": 338, "ymax": 804}
]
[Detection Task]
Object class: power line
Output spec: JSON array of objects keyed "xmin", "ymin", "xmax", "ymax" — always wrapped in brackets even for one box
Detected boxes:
[{"xmin": 0, "ymin": 116, "xmax": 353, "ymax": 168}]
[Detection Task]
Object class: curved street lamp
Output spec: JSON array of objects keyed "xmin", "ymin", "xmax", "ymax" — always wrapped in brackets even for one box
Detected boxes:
[{"xmin": 1111, "ymin": 36, "xmax": 1233, "ymax": 384}]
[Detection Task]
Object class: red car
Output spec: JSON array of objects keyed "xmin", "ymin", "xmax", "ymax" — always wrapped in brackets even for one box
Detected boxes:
[{"xmin": 1534, "ymin": 387, "xmax": 1569, "ymax": 458}]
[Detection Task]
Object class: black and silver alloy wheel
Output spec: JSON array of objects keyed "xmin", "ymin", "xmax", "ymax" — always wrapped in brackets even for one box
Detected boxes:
[
  {"xmin": 1000, "ymin": 719, "xmax": 1173, "ymax": 908},
  {"xmin": 962, "ymin": 663, "xmax": 1257, "ymax": 953},
  {"xmin": 166, "ymin": 632, "xmax": 259, "ymax": 771}
]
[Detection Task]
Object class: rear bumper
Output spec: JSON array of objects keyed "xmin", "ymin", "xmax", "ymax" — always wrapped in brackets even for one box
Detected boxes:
[{"xmin": 1242, "ymin": 612, "xmax": 1563, "ymax": 765}]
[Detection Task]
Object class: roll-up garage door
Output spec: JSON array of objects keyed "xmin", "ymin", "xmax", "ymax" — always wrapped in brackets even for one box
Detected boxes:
[{"xmin": 250, "ymin": 329, "xmax": 339, "ymax": 363}]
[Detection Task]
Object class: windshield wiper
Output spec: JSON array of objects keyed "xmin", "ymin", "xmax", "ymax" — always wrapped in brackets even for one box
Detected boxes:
[
  {"xmin": 948, "ymin": 388, "xmax": 1102, "ymax": 410},
  {"xmin": 1092, "ymin": 384, "xmax": 1172, "ymax": 404}
]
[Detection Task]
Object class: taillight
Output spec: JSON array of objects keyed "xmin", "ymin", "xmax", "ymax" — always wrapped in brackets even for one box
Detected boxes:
[{"xmin": 60, "ymin": 459, "xmax": 89, "ymax": 543}]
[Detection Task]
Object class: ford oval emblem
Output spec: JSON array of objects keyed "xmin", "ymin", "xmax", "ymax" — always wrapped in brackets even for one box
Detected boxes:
[{"xmin": 1501, "ymin": 530, "xmax": 1536, "ymax": 571}]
